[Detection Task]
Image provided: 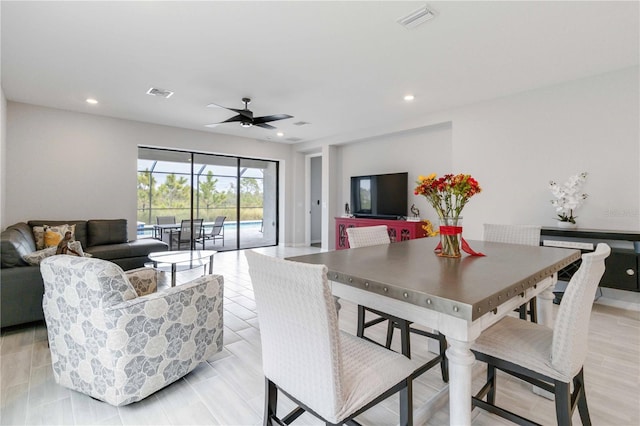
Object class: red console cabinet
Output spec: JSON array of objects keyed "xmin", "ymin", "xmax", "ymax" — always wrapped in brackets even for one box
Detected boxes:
[{"xmin": 335, "ymin": 217, "xmax": 428, "ymax": 250}]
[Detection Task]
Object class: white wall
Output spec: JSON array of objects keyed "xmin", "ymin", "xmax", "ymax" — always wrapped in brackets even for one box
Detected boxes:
[
  {"xmin": 0, "ymin": 89, "xmax": 6, "ymax": 229},
  {"xmin": 5, "ymin": 102, "xmax": 295, "ymax": 242},
  {"xmin": 5, "ymin": 68, "xmax": 638, "ymax": 248},
  {"xmin": 451, "ymin": 67, "xmax": 639, "ymax": 238},
  {"xmin": 338, "ymin": 123, "xmax": 453, "ymax": 226},
  {"xmin": 318, "ymin": 67, "xmax": 639, "ymax": 242}
]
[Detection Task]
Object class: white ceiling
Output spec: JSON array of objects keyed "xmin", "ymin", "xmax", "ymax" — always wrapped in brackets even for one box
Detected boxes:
[{"xmin": 2, "ymin": 1, "xmax": 638, "ymax": 145}]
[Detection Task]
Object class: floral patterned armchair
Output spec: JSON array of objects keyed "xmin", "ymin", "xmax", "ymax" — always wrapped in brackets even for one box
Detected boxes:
[{"xmin": 40, "ymin": 255, "xmax": 223, "ymax": 406}]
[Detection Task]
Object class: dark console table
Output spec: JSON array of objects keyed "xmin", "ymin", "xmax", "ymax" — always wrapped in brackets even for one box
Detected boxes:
[{"xmin": 540, "ymin": 227, "xmax": 640, "ymax": 292}]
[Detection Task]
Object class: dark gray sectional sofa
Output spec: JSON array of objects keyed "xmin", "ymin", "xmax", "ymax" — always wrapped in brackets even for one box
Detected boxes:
[{"xmin": 1, "ymin": 219, "xmax": 168, "ymax": 328}]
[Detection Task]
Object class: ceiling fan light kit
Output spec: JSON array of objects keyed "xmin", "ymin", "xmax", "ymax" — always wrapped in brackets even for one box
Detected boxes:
[{"xmin": 205, "ymin": 97, "xmax": 292, "ymax": 130}]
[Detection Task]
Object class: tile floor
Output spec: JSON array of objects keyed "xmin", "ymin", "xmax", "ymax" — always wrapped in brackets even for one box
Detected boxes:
[{"xmin": 1, "ymin": 245, "xmax": 639, "ymax": 425}]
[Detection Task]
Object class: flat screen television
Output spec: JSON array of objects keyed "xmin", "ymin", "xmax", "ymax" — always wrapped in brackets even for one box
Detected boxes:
[{"xmin": 350, "ymin": 172, "xmax": 408, "ymax": 219}]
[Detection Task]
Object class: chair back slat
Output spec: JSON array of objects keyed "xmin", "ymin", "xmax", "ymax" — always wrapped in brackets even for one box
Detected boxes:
[
  {"xmin": 551, "ymin": 243, "xmax": 610, "ymax": 377},
  {"xmin": 210, "ymin": 216, "xmax": 226, "ymax": 236},
  {"xmin": 245, "ymin": 250, "xmax": 344, "ymax": 418},
  {"xmin": 179, "ymin": 219, "xmax": 203, "ymax": 240},
  {"xmin": 156, "ymin": 216, "xmax": 176, "ymax": 225},
  {"xmin": 346, "ymin": 225, "xmax": 390, "ymax": 248},
  {"xmin": 483, "ymin": 224, "xmax": 541, "ymax": 246}
]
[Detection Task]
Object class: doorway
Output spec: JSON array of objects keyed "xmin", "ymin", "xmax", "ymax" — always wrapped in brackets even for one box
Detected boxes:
[{"xmin": 310, "ymin": 156, "xmax": 322, "ymax": 247}]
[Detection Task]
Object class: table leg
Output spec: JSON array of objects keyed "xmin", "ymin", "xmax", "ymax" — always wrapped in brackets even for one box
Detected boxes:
[
  {"xmin": 209, "ymin": 255, "xmax": 214, "ymax": 274},
  {"xmin": 537, "ymin": 286, "xmax": 555, "ymax": 328},
  {"xmin": 447, "ymin": 338, "xmax": 476, "ymax": 426},
  {"xmin": 171, "ymin": 263, "xmax": 176, "ymax": 287}
]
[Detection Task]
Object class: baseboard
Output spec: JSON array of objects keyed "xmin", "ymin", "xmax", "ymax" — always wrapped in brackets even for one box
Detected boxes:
[{"xmin": 595, "ymin": 287, "xmax": 640, "ymax": 312}]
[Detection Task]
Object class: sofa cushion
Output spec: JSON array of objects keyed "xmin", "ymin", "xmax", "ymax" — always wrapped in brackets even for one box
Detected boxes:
[
  {"xmin": 28, "ymin": 220, "xmax": 88, "ymax": 248},
  {"xmin": 1, "ymin": 223, "xmax": 36, "ymax": 268},
  {"xmin": 128, "ymin": 239, "xmax": 169, "ymax": 257},
  {"xmin": 87, "ymin": 219, "xmax": 127, "ymax": 247},
  {"xmin": 85, "ymin": 239, "xmax": 167, "ymax": 261},
  {"xmin": 86, "ymin": 243, "xmax": 133, "ymax": 260}
]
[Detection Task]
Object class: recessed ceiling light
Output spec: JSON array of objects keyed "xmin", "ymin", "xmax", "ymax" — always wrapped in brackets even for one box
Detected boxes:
[
  {"xmin": 277, "ymin": 132, "xmax": 284, "ymax": 137},
  {"xmin": 86, "ymin": 98, "xmax": 98, "ymax": 104},
  {"xmin": 404, "ymin": 94, "xmax": 415, "ymax": 101}
]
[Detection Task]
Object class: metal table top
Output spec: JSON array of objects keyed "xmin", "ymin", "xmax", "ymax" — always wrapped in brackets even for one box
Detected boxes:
[{"xmin": 287, "ymin": 238, "xmax": 580, "ymax": 321}]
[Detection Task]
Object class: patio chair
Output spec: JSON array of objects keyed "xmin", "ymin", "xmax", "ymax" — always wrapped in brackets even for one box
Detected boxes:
[
  {"xmin": 347, "ymin": 225, "xmax": 448, "ymax": 383},
  {"xmin": 471, "ymin": 243, "xmax": 610, "ymax": 425},
  {"xmin": 154, "ymin": 215, "xmax": 176, "ymax": 240},
  {"xmin": 197, "ymin": 216, "xmax": 225, "ymax": 248},
  {"xmin": 171, "ymin": 219, "xmax": 203, "ymax": 250},
  {"xmin": 245, "ymin": 250, "xmax": 418, "ymax": 425}
]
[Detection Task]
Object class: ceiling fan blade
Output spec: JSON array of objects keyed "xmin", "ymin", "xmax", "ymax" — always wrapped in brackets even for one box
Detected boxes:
[
  {"xmin": 255, "ymin": 123, "xmax": 277, "ymax": 130},
  {"xmin": 207, "ymin": 103, "xmax": 252, "ymax": 118},
  {"xmin": 205, "ymin": 114, "xmax": 245, "ymax": 127},
  {"xmin": 221, "ymin": 115, "xmax": 245, "ymax": 123},
  {"xmin": 253, "ymin": 114, "xmax": 293, "ymax": 124}
]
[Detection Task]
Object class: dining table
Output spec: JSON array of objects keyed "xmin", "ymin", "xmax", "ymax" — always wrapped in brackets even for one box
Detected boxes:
[{"xmin": 287, "ymin": 237, "xmax": 581, "ymax": 426}]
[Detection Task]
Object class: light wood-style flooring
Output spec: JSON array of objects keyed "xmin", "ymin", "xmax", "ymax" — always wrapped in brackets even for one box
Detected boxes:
[{"xmin": 1, "ymin": 246, "xmax": 639, "ymax": 425}]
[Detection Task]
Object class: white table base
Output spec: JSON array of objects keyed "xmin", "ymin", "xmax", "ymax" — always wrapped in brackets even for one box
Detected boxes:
[{"xmin": 331, "ymin": 274, "xmax": 556, "ymax": 426}]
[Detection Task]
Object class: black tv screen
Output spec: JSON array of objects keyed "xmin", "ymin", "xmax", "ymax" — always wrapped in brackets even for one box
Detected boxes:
[{"xmin": 350, "ymin": 172, "xmax": 408, "ymax": 219}]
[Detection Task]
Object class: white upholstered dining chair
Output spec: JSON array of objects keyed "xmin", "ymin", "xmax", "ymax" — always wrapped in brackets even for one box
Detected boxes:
[
  {"xmin": 245, "ymin": 250, "xmax": 418, "ymax": 425},
  {"xmin": 483, "ymin": 223, "xmax": 542, "ymax": 322},
  {"xmin": 346, "ymin": 225, "xmax": 448, "ymax": 383},
  {"xmin": 471, "ymin": 243, "xmax": 610, "ymax": 425}
]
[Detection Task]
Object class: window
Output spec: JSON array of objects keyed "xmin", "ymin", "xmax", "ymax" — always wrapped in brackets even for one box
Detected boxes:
[{"xmin": 137, "ymin": 147, "xmax": 278, "ymax": 251}]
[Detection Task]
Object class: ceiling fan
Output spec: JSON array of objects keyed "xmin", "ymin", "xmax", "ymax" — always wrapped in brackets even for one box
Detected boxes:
[{"xmin": 205, "ymin": 98, "xmax": 293, "ymax": 130}]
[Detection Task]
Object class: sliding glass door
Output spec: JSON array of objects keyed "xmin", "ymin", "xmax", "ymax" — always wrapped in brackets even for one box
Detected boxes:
[
  {"xmin": 137, "ymin": 148, "xmax": 193, "ymax": 225},
  {"xmin": 239, "ymin": 158, "xmax": 278, "ymax": 249},
  {"xmin": 137, "ymin": 147, "xmax": 278, "ymax": 251}
]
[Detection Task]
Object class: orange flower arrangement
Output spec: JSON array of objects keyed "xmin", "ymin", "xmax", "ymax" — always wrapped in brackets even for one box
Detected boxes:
[
  {"xmin": 414, "ymin": 173, "xmax": 482, "ymax": 219},
  {"xmin": 415, "ymin": 173, "xmax": 482, "ymax": 257}
]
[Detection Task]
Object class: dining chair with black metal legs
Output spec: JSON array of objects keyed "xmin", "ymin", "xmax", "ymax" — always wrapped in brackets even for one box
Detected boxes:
[
  {"xmin": 483, "ymin": 224, "xmax": 542, "ymax": 322},
  {"xmin": 246, "ymin": 250, "xmax": 419, "ymax": 426},
  {"xmin": 471, "ymin": 243, "xmax": 610, "ymax": 426},
  {"xmin": 347, "ymin": 225, "xmax": 449, "ymax": 383}
]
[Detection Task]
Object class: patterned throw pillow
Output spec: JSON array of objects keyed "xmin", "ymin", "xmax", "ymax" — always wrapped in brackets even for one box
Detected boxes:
[
  {"xmin": 33, "ymin": 224, "xmax": 77, "ymax": 250},
  {"xmin": 32, "ymin": 226, "xmax": 46, "ymax": 250},
  {"xmin": 22, "ymin": 247, "xmax": 57, "ymax": 265}
]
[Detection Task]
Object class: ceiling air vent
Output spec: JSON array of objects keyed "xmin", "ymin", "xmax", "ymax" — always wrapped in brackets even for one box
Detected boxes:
[
  {"xmin": 293, "ymin": 121, "xmax": 310, "ymax": 126},
  {"xmin": 397, "ymin": 4, "xmax": 436, "ymax": 29},
  {"xmin": 146, "ymin": 87, "xmax": 174, "ymax": 99},
  {"xmin": 286, "ymin": 137, "xmax": 303, "ymax": 142}
]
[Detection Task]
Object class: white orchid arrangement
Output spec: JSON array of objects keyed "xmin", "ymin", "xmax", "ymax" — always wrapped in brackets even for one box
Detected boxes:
[{"xmin": 549, "ymin": 172, "xmax": 588, "ymax": 224}]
